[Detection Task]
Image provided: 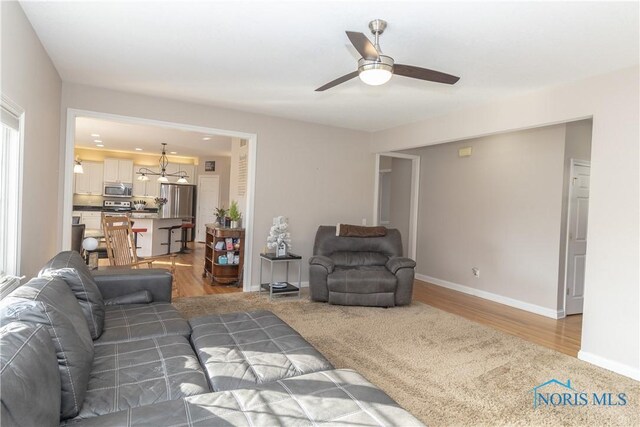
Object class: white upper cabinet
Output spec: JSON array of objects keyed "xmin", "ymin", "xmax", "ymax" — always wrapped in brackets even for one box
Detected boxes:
[
  {"xmin": 132, "ymin": 165, "xmax": 160, "ymax": 197},
  {"xmin": 74, "ymin": 161, "xmax": 104, "ymax": 195},
  {"xmin": 132, "ymin": 166, "xmax": 146, "ymax": 197},
  {"xmin": 104, "ymin": 158, "xmax": 133, "ymax": 183}
]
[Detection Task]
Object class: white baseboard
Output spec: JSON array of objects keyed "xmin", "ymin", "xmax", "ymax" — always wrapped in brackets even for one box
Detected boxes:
[
  {"xmin": 415, "ymin": 274, "xmax": 564, "ymax": 319},
  {"xmin": 578, "ymin": 350, "xmax": 640, "ymax": 381},
  {"xmin": 248, "ymin": 281, "xmax": 309, "ymax": 293}
]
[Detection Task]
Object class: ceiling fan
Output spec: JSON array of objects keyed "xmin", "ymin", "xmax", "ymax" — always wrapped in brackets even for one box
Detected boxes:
[{"xmin": 316, "ymin": 19, "xmax": 460, "ymax": 91}]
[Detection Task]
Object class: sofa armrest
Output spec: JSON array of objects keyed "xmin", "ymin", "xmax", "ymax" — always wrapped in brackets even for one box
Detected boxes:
[
  {"xmin": 309, "ymin": 255, "xmax": 335, "ymax": 273},
  {"xmin": 386, "ymin": 257, "xmax": 416, "ymax": 274},
  {"xmin": 91, "ymin": 269, "xmax": 173, "ymax": 303},
  {"xmin": 104, "ymin": 290, "xmax": 154, "ymax": 306}
]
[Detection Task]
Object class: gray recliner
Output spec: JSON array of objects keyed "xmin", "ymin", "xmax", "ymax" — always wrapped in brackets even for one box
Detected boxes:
[{"xmin": 309, "ymin": 226, "xmax": 416, "ymax": 307}]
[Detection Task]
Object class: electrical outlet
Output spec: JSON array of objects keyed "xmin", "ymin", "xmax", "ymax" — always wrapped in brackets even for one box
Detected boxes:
[
  {"xmin": 472, "ymin": 267, "xmax": 480, "ymax": 278},
  {"xmin": 362, "ymin": 218, "xmax": 367, "ymax": 225}
]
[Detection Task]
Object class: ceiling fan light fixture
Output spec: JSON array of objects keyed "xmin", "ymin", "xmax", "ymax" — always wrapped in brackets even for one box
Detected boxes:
[{"xmin": 357, "ymin": 56, "xmax": 394, "ymax": 86}]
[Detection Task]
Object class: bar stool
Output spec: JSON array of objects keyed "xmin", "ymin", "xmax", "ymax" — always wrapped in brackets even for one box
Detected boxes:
[
  {"xmin": 131, "ymin": 227, "xmax": 147, "ymax": 249},
  {"xmin": 159, "ymin": 224, "xmax": 182, "ymax": 255},
  {"xmin": 178, "ymin": 222, "xmax": 194, "ymax": 254}
]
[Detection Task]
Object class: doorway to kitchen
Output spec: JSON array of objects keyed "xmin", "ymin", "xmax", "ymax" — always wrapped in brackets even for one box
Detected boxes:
[{"xmin": 62, "ymin": 109, "xmax": 257, "ymax": 291}]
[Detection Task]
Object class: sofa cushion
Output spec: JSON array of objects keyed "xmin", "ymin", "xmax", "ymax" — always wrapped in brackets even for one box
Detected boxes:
[
  {"xmin": 95, "ymin": 303, "xmax": 191, "ymax": 345},
  {"xmin": 75, "ymin": 335, "xmax": 209, "ymax": 419},
  {"xmin": 39, "ymin": 251, "xmax": 105, "ymax": 339},
  {"xmin": 0, "ymin": 322, "xmax": 61, "ymax": 427},
  {"xmin": 327, "ymin": 266, "xmax": 397, "ymax": 294},
  {"xmin": 330, "ymin": 251, "xmax": 389, "ymax": 267},
  {"xmin": 60, "ymin": 369, "xmax": 424, "ymax": 426},
  {"xmin": 0, "ymin": 277, "xmax": 94, "ymax": 419},
  {"xmin": 189, "ymin": 310, "xmax": 333, "ymax": 391}
]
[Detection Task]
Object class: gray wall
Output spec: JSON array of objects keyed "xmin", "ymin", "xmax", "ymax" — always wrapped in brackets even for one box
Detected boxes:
[
  {"xmin": 2, "ymin": 2, "xmax": 62, "ymax": 278},
  {"xmin": 60, "ymin": 83, "xmax": 373, "ymax": 287},
  {"xmin": 556, "ymin": 120, "xmax": 592, "ymax": 307},
  {"xmin": 405, "ymin": 124, "xmax": 567, "ymax": 311},
  {"xmin": 195, "ymin": 155, "xmax": 231, "ymax": 208},
  {"xmin": 389, "ymin": 157, "xmax": 412, "ymax": 256}
]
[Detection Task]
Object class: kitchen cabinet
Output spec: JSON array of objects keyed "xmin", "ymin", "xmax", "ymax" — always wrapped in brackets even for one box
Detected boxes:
[
  {"xmin": 132, "ymin": 165, "xmax": 160, "ymax": 197},
  {"xmin": 78, "ymin": 211, "xmax": 102, "ymax": 231},
  {"xmin": 104, "ymin": 158, "xmax": 133, "ymax": 183},
  {"xmin": 74, "ymin": 161, "xmax": 104, "ymax": 195}
]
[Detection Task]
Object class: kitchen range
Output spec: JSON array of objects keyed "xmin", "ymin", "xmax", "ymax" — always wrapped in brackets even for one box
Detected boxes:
[{"xmin": 73, "ymin": 184, "xmax": 196, "ymax": 257}]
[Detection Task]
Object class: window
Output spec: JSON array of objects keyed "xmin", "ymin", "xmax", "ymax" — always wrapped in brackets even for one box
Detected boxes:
[{"xmin": 0, "ymin": 97, "xmax": 23, "ymax": 280}]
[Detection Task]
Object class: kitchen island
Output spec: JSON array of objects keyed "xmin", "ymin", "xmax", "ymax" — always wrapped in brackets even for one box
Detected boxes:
[{"xmin": 130, "ymin": 213, "xmax": 188, "ymax": 257}]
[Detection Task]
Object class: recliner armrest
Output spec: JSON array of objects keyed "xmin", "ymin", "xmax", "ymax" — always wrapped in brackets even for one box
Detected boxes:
[
  {"xmin": 309, "ymin": 255, "xmax": 335, "ymax": 273},
  {"xmin": 91, "ymin": 269, "xmax": 173, "ymax": 303},
  {"xmin": 386, "ymin": 257, "xmax": 416, "ymax": 274}
]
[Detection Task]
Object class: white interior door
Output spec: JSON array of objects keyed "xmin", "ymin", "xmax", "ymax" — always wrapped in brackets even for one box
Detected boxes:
[
  {"xmin": 196, "ymin": 175, "xmax": 220, "ymax": 242},
  {"xmin": 565, "ymin": 160, "xmax": 590, "ymax": 315}
]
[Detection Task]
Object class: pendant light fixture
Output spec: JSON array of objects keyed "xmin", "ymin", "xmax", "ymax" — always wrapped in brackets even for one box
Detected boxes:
[
  {"xmin": 136, "ymin": 143, "xmax": 190, "ymax": 184},
  {"xmin": 73, "ymin": 157, "xmax": 84, "ymax": 174}
]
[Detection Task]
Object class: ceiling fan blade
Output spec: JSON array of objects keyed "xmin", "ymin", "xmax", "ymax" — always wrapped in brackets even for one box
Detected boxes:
[
  {"xmin": 315, "ymin": 71, "xmax": 359, "ymax": 92},
  {"xmin": 394, "ymin": 64, "xmax": 460, "ymax": 85},
  {"xmin": 345, "ymin": 31, "xmax": 380, "ymax": 61}
]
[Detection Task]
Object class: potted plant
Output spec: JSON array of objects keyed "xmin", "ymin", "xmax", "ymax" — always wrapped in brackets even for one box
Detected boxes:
[
  {"xmin": 214, "ymin": 207, "xmax": 227, "ymax": 226},
  {"xmin": 228, "ymin": 200, "xmax": 242, "ymax": 229}
]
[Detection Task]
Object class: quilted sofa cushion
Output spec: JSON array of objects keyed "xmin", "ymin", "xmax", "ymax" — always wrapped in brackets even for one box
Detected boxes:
[
  {"xmin": 61, "ymin": 369, "xmax": 425, "ymax": 426},
  {"xmin": 95, "ymin": 303, "xmax": 191, "ymax": 345},
  {"xmin": 0, "ymin": 276, "xmax": 94, "ymax": 419},
  {"xmin": 76, "ymin": 335, "xmax": 209, "ymax": 419},
  {"xmin": 189, "ymin": 310, "xmax": 333, "ymax": 391},
  {"xmin": 39, "ymin": 251, "xmax": 105, "ymax": 339},
  {"xmin": 0, "ymin": 322, "xmax": 61, "ymax": 427}
]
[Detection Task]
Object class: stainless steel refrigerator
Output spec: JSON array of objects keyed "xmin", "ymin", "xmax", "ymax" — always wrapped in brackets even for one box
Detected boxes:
[{"xmin": 159, "ymin": 183, "xmax": 196, "ymax": 221}]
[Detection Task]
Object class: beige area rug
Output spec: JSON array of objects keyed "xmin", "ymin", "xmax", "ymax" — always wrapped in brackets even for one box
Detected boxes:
[{"xmin": 173, "ymin": 292, "xmax": 639, "ymax": 426}]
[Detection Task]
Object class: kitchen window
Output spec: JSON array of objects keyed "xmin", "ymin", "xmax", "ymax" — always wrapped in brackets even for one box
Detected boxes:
[{"xmin": 0, "ymin": 97, "xmax": 23, "ymax": 283}]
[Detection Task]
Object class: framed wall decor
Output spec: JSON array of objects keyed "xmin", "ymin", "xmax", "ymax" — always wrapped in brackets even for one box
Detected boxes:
[{"xmin": 205, "ymin": 160, "xmax": 216, "ymax": 172}]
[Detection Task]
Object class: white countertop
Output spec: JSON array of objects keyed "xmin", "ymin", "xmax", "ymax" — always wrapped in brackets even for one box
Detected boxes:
[{"xmin": 130, "ymin": 213, "xmax": 190, "ymax": 220}]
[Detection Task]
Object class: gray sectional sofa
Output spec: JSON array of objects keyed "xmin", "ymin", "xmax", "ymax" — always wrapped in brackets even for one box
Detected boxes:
[{"xmin": 0, "ymin": 251, "xmax": 423, "ymax": 426}]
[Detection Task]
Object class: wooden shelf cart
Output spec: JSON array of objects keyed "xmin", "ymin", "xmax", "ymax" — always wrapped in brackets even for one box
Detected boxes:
[{"xmin": 203, "ymin": 225, "xmax": 245, "ymax": 286}]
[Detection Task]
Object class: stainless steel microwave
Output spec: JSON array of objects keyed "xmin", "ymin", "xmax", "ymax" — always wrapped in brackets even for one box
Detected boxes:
[{"xmin": 103, "ymin": 182, "xmax": 132, "ymax": 198}]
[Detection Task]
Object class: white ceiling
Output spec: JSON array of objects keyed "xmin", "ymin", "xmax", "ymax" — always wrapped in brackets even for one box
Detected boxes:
[
  {"xmin": 22, "ymin": 1, "xmax": 639, "ymax": 131},
  {"xmin": 75, "ymin": 117, "xmax": 232, "ymax": 157}
]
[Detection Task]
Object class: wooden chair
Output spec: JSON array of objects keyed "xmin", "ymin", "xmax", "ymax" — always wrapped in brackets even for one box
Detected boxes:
[{"xmin": 101, "ymin": 215, "xmax": 177, "ymax": 276}]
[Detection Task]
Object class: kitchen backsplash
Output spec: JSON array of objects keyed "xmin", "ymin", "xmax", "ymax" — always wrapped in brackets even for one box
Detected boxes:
[{"xmin": 73, "ymin": 194, "xmax": 104, "ymax": 206}]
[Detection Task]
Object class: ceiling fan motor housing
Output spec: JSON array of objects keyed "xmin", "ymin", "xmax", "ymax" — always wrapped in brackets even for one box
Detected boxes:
[{"xmin": 358, "ymin": 55, "xmax": 394, "ymax": 74}]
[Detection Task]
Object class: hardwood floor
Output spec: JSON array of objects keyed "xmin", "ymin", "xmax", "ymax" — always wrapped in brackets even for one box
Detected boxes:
[
  {"xmin": 173, "ymin": 242, "xmax": 243, "ymax": 297},
  {"xmin": 412, "ymin": 279, "xmax": 583, "ymax": 357},
  {"xmin": 124, "ymin": 247, "xmax": 582, "ymax": 357},
  {"xmin": 99, "ymin": 242, "xmax": 242, "ymax": 298}
]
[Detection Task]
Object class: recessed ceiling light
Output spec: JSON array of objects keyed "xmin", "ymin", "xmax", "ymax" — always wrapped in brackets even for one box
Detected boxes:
[
  {"xmin": 135, "ymin": 148, "xmax": 143, "ymax": 151},
  {"xmin": 96, "ymin": 144, "xmax": 105, "ymax": 147},
  {"xmin": 90, "ymin": 133, "xmax": 100, "ymax": 137},
  {"xmin": 93, "ymin": 139, "xmax": 102, "ymax": 143},
  {"xmin": 202, "ymin": 136, "xmax": 211, "ymax": 141},
  {"xmin": 170, "ymin": 151, "xmax": 178, "ymax": 154}
]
